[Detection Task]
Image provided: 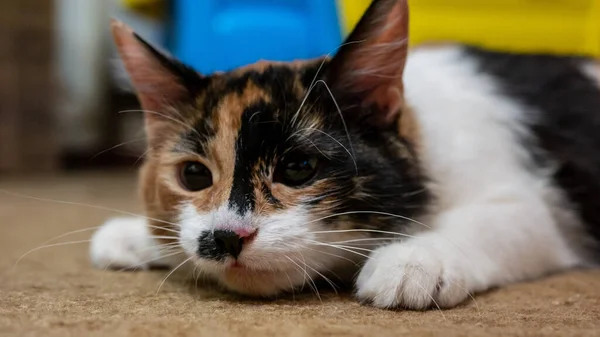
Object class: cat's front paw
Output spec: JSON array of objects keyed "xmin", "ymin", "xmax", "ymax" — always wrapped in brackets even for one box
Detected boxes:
[
  {"xmin": 355, "ymin": 242, "xmax": 470, "ymax": 310},
  {"xmin": 90, "ymin": 217, "xmax": 163, "ymax": 271}
]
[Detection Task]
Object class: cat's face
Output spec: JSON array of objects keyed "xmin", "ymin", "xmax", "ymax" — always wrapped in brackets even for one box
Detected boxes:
[{"xmin": 114, "ymin": 0, "xmax": 428, "ymax": 295}]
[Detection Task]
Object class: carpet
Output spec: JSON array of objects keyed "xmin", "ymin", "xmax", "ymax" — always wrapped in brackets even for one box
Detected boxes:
[{"xmin": 1, "ymin": 172, "xmax": 599, "ymax": 336}]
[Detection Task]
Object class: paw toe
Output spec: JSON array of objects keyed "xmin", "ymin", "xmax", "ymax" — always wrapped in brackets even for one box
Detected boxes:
[{"xmin": 355, "ymin": 243, "xmax": 470, "ymax": 310}]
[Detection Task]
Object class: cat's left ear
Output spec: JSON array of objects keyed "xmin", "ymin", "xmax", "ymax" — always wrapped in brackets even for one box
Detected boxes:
[
  {"xmin": 327, "ymin": 0, "xmax": 409, "ymax": 127},
  {"xmin": 111, "ymin": 19, "xmax": 207, "ymax": 120}
]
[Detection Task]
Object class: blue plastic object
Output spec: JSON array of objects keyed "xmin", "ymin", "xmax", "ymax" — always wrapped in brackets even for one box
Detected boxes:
[{"xmin": 170, "ymin": 0, "xmax": 343, "ymax": 74}]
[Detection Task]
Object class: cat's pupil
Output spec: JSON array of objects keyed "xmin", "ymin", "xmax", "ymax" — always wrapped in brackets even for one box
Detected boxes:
[
  {"xmin": 276, "ymin": 153, "xmax": 319, "ymax": 187},
  {"xmin": 179, "ymin": 162, "xmax": 212, "ymax": 192}
]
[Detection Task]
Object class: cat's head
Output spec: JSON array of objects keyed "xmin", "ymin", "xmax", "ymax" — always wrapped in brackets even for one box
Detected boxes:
[{"xmin": 113, "ymin": 0, "xmax": 429, "ymax": 295}]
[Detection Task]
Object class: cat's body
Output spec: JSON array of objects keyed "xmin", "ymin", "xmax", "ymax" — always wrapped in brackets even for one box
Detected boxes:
[{"xmin": 91, "ymin": 0, "xmax": 600, "ymax": 309}]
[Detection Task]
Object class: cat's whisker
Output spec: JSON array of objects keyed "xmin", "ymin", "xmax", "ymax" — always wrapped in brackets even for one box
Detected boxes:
[
  {"xmin": 101, "ymin": 241, "xmax": 181, "ymax": 273},
  {"xmin": 305, "ymin": 210, "xmax": 431, "ymax": 229},
  {"xmin": 0, "ymin": 190, "xmax": 182, "ymax": 229},
  {"xmin": 328, "ymin": 237, "xmax": 400, "ymax": 244},
  {"xmin": 36, "ymin": 225, "xmax": 180, "ymax": 249},
  {"xmin": 147, "ymin": 236, "xmax": 180, "ymax": 241},
  {"xmin": 114, "ymin": 249, "xmax": 183, "ymax": 273},
  {"xmin": 89, "ymin": 138, "xmax": 147, "ymax": 161},
  {"xmin": 301, "ymin": 246, "xmax": 360, "ymax": 267},
  {"xmin": 294, "ymin": 134, "xmax": 331, "ymax": 160},
  {"xmin": 440, "ymin": 277, "xmax": 481, "ymax": 316},
  {"xmin": 248, "ymin": 110, "xmax": 262, "ymax": 122},
  {"xmin": 155, "ymin": 256, "xmax": 194, "ymax": 295},
  {"xmin": 146, "ymin": 225, "xmax": 181, "ymax": 234},
  {"xmin": 305, "ymin": 241, "xmax": 372, "ymax": 260},
  {"xmin": 133, "ymin": 148, "xmax": 151, "ymax": 167},
  {"xmin": 290, "ymin": 39, "xmax": 367, "ymax": 127},
  {"xmin": 290, "ymin": 128, "xmax": 357, "ymax": 173},
  {"xmin": 280, "ymin": 261, "xmax": 296, "ymax": 301},
  {"xmin": 309, "ymin": 228, "xmax": 416, "ymax": 239},
  {"xmin": 290, "ymin": 59, "xmax": 328, "ymax": 127},
  {"xmin": 314, "ymin": 79, "xmax": 356, "ymax": 167},
  {"xmin": 309, "ymin": 224, "xmax": 475, "ymax": 271},
  {"xmin": 285, "ymin": 257, "xmax": 307, "ymax": 293},
  {"xmin": 301, "ymin": 260, "xmax": 339, "ymax": 295},
  {"xmin": 289, "ymin": 249, "xmax": 322, "ymax": 294},
  {"xmin": 305, "ymin": 239, "xmax": 376, "ymax": 254},
  {"xmin": 191, "ymin": 264, "xmax": 200, "ymax": 286},
  {"xmin": 284, "ymin": 255, "xmax": 322, "ymax": 302},
  {"xmin": 29, "ymin": 226, "xmax": 107, "ymax": 249},
  {"xmin": 119, "ymin": 109, "xmax": 200, "ymax": 140},
  {"xmin": 14, "ymin": 239, "xmax": 92, "ymax": 268},
  {"xmin": 399, "ymin": 270, "xmax": 447, "ymax": 320},
  {"xmin": 19, "ymin": 226, "xmax": 180, "ymax": 272}
]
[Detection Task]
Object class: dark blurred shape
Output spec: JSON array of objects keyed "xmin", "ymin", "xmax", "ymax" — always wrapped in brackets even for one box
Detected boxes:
[{"xmin": 0, "ymin": 0, "xmax": 58, "ymax": 173}]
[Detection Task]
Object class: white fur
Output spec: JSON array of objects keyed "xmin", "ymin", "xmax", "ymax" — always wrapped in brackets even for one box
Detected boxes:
[
  {"xmin": 355, "ymin": 46, "xmax": 583, "ymax": 308},
  {"xmin": 581, "ymin": 61, "xmax": 600, "ymax": 89},
  {"xmin": 177, "ymin": 202, "xmax": 362, "ymax": 295},
  {"xmin": 90, "ymin": 217, "xmax": 173, "ymax": 270}
]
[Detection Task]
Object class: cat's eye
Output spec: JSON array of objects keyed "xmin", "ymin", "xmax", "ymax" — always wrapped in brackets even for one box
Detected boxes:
[
  {"xmin": 274, "ymin": 152, "xmax": 319, "ymax": 187},
  {"xmin": 179, "ymin": 162, "xmax": 213, "ymax": 191}
]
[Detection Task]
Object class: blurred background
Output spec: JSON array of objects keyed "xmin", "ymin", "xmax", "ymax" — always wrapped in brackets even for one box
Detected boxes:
[{"xmin": 0, "ymin": 0, "xmax": 598, "ymax": 174}]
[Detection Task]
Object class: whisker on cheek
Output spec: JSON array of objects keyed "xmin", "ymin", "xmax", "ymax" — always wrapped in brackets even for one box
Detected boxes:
[
  {"xmin": 111, "ymin": 249, "xmax": 183, "ymax": 272},
  {"xmin": 304, "ymin": 239, "xmax": 376, "ymax": 254},
  {"xmin": 300, "ymin": 246, "xmax": 361, "ymax": 266},
  {"xmin": 309, "ymin": 228, "xmax": 417, "ymax": 239},
  {"xmin": 307, "ymin": 242, "xmax": 372, "ymax": 260},
  {"xmin": 119, "ymin": 109, "xmax": 200, "ymax": 140},
  {"xmin": 304, "ymin": 210, "xmax": 432, "ymax": 229},
  {"xmin": 284, "ymin": 255, "xmax": 322, "ymax": 301},
  {"xmin": 14, "ymin": 239, "xmax": 93, "ymax": 268},
  {"xmin": 329, "ymin": 237, "xmax": 402, "ymax": 244},
  {"xmin": 89, "ymin": 137, "xmax": 147, "ymax": 161},
  {"xmin": 314, "ymin": 79, "xmax": 357, "ymax": 169},
  {"xmin": 0, "ymin": 190, "xmax": 183, "ymax": 229},
  {"xmin": 155, "ymin": 256, "xmax": 194, "ymax": 295}
]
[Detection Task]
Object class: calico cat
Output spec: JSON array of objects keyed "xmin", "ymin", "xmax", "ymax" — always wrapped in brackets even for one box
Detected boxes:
[{"xmin": 90, "ymin": 0, "xmax": 600, "ymax": 309}]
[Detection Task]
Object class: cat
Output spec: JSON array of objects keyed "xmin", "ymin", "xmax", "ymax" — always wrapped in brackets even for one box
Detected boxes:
[{"xmin": 90, "ymin": 0, "xmax": 600, "ymax": 310}]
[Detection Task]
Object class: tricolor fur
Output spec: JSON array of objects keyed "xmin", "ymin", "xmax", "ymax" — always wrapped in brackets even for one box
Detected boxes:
[{"xmin": 91, "ymin": 0, "xmax": 600, "ymax": 309}]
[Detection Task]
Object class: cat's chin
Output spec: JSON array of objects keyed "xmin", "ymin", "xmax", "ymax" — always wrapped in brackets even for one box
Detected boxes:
[{"xmin": 213, "ymin": 265, "xmax": 304, "ymax": 297}]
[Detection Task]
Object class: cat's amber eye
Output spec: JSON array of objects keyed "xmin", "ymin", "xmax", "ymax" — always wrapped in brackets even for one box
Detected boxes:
[
  {"xmin": 274, "ymin": 152, "xmax": 319, "ymax": 187},
  {"xmin": 179, "ymin": 162, "xmax": 213, "ymax": 192}
]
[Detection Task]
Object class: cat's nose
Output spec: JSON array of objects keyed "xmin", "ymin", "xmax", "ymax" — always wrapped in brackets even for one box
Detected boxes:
[{"xmin": 213, "ymin": 230, "xmax": 245, "ymax": 258}]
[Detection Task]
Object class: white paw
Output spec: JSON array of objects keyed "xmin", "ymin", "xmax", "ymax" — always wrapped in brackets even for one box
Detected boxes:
[
  {"xmin": 90, "ymin": 217, "xmax": 163, "ymax": 271},
  {"xmin": 355, "ymin": 242, "xmax": 470, "ymax": 310}
]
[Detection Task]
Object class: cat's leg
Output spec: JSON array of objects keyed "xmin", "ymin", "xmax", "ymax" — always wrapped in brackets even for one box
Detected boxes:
[
  {"xmin": 90, "ymin": 217, "xmax": 175, "ymax": 270},
  {"xmin": 355, "ymin": 197, "xmax": 582, "ymax": 309}
]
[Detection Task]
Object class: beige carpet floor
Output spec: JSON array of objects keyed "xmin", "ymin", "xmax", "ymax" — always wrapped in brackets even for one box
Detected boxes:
[{"xmin": 1, "ymin": 172, "xmax": 599, "ymax": 336}]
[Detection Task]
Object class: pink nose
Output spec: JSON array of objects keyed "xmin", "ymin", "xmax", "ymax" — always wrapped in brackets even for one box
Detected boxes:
[
  {"xmin": 212, "ymin": 228, "xmax": 258, "ymax": 259},
  {"xmin": 233, "ymin": 228, "xmax": 257, "ymax": 240}
]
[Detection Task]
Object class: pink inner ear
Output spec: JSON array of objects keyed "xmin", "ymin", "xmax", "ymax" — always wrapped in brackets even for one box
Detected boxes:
[
  {"xmin": 330, "ymin": 0, "xmax": 409, "ymax": 123},
  {"xmin": 111, "ymin": 20, "xmax": 188, "ymax": 113}
]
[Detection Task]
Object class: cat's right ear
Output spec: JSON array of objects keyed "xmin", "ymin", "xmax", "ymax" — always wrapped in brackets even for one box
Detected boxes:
[
  {"xmin": 111, "ymin": 19, "xmax": 207, "ymax": 122},
  {"xmin": 326, "ymin": 0, "xmax": 409, "ymax": 128}
]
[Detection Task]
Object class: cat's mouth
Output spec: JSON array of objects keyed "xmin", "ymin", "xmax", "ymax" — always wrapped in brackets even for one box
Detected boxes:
[{"xmin": 224, "ymin": 260, "xmax": 274, "ymax": 274}]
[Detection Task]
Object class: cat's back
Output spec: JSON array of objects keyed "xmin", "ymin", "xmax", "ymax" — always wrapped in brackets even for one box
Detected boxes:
[{"xmin": 404, "ymin": 44, "xmax": 600, "ymax": 257}]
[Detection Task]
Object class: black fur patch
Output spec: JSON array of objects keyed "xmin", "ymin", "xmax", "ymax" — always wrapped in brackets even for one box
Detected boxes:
[
  {"xmin": 229, "ymin": 101, "xmax": 282, "ymax": 214},
  {"xmin": 465, "ymin": 46, "xmax": 600, "ymax": 258},
  {"xmin": 179, "ymin": 121, "xmax": 216, "ymax": 156}
]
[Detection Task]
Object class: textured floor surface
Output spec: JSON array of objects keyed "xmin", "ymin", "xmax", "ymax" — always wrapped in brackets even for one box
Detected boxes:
[{"xmin": 1, "ymin": 172, "xmax": 599, "ymax": 337}]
